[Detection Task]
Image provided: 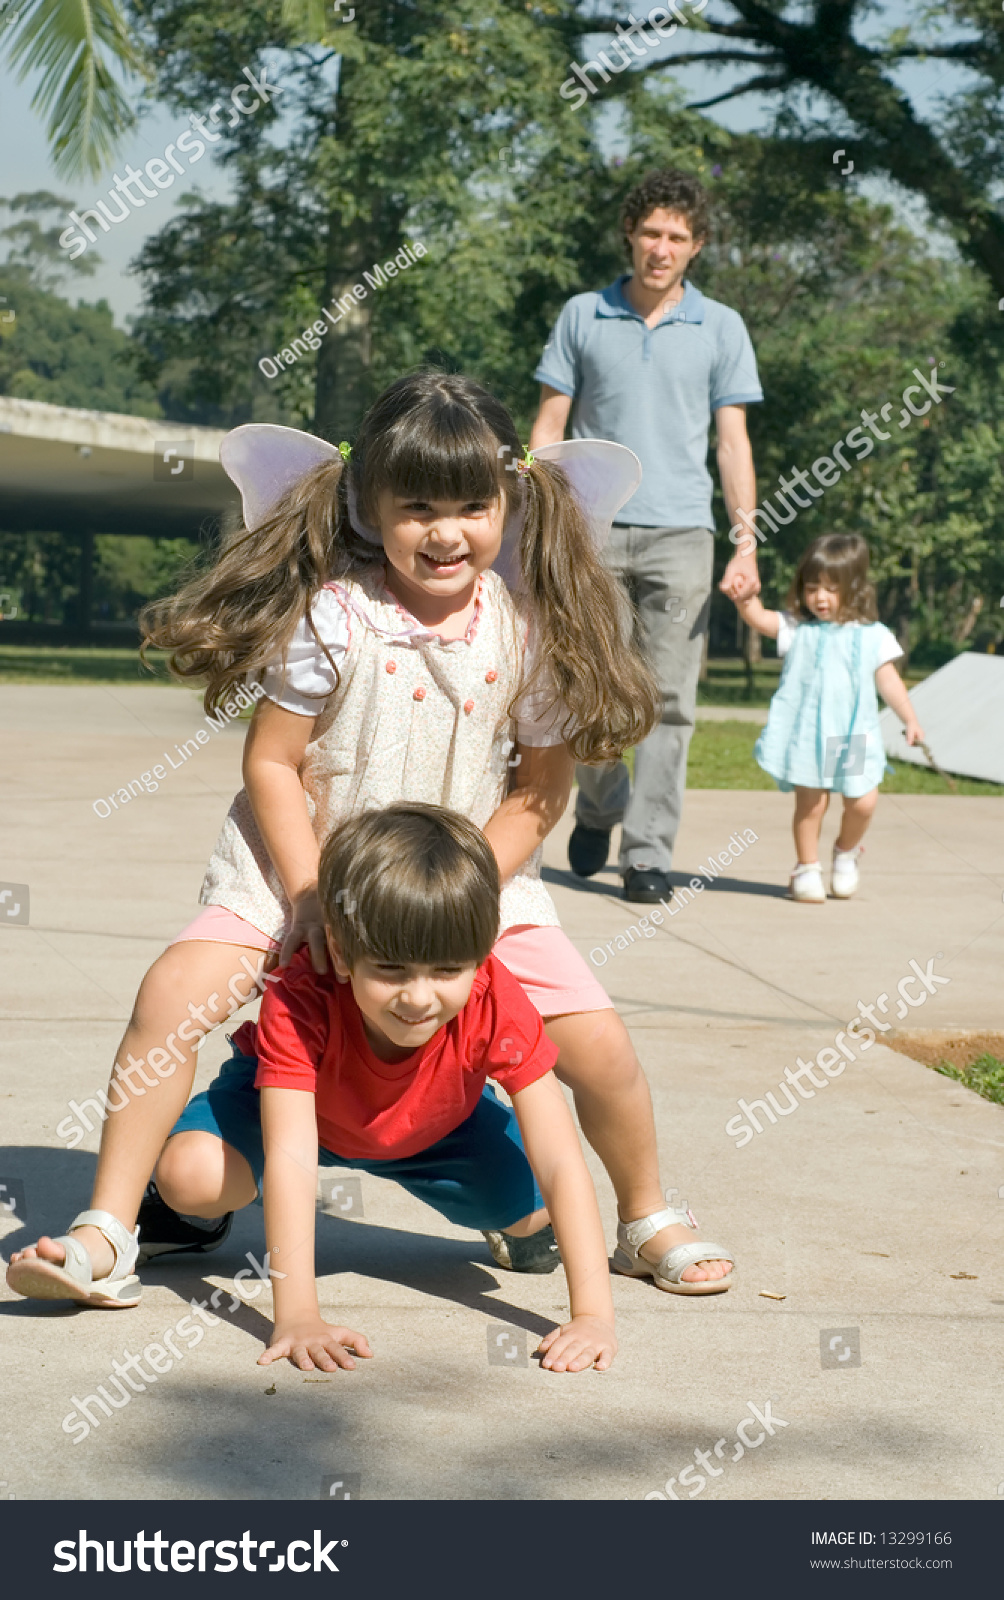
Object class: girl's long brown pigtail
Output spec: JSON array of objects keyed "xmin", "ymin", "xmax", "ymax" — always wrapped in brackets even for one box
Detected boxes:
[
  {"xmin": 517, "ymin": 460, "xmax": 660, "ymax": 764},
  {"xmin": 140, "ymin": 458, "xmax": 375, "ymax": 713}
]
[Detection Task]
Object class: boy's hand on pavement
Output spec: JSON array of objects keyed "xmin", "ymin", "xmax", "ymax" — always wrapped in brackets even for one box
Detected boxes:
[
  {"xmin": 536, "ymin": 1316, "xmax": 617, "ymax": 1373},
  {"xmin": 279, "ymin": 889, "xmax": 328, "ymax": 972},
  {"xmin": 260, "ymin": 1318, "xmax": 374, "ymax": 1372}
]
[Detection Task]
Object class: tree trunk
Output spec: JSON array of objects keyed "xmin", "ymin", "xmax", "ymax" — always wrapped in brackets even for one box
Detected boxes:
[
  {"xmin": 313, "ymin": 223, "xmax": 374, "ymax": 441},
  {"xmin": 743, "ymin": 619, "xmax": 760, "ymax": 699},
  {"xmin": 76, "ymin": 531, "xmax": 94, "ymax": 636},
  {"xmin": 896, "ymin": 607, "xmax": 911, "ymax": 674},
  {"xmin": 955, "ymin": 594, "xmax": 983, "ymax": 645}
]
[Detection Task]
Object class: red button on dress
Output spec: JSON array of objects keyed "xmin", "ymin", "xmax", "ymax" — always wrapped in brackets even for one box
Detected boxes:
[
  {"xmin": 413, "ymin": 686, "xmax": 426, "ymax": 701},
  {"xmin": 385, "ymin": 661, "xmax": 397, "ymax": 674},
  {"xmin": 463, "ymin": 699, "xmax": 475, "ymax": 715},
  {"xmin": 485, "ymin": 669, "xmax": 497, "ymax": 684}
]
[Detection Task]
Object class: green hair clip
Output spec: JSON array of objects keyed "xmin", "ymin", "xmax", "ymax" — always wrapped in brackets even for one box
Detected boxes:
[
  {"xmin": 514, "ymin": 445, "xmax": 535, "ymax": 475},
  {"xmin": 338, "ymin": 441, "xmax": 352, "ymax": 462}
]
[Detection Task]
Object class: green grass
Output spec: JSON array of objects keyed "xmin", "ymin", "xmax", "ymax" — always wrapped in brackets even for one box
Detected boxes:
[
  {"xmin": 685, "ymin": 719, "xmax": 1004, "ymax": 795},
  {"xmin": 934, "ymin": 1054, "xmax": 1004, "ymax": 1106},
  {"xmin": 0, "ymin": 645, "xmax": 174, "ymax": 684},
  {"xmin": 696, "ymin": 658, "xmax": 781, "ymax": 708},
  {"xmin": 687, "ymin": 721, "xmax": 775, "ymax": 789}
]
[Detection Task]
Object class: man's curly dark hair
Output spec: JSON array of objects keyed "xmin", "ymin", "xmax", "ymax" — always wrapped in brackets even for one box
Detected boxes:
[{"xmin": 620, "ymin": 169, "xmax": 710, "ymax": 256}]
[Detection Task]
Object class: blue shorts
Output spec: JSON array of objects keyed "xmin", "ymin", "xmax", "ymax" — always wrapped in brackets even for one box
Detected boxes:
[{"xmin": 169, "ymin": 1045, "xmax": 543, "ymax": 1232}]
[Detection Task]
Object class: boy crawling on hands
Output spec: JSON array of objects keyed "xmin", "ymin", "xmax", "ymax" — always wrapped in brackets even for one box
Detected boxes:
[{"xmin": 153, "ymin": 803, "xmax": 617, "ymax": 1374}]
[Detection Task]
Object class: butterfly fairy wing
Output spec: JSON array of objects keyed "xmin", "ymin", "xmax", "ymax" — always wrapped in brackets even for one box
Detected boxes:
[
  {"xmin": 220, "ymin": 423, "xmax": 341, "ymax": 532},
  {"xmin": 536, "ymin": 438, "xmax": 643, "ymax": 544},
  {"xmin": 493, "ymin": 438, "xmax": 643, "ymax": 588}
]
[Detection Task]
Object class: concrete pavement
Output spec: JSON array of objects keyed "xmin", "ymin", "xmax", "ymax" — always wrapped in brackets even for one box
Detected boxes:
[{"xmin": 1, "ymin": 686, "xmax": 1002, "ymax": 1501}]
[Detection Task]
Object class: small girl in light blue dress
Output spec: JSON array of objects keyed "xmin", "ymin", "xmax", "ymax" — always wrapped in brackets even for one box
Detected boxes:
[{"xmin": 734, "ymin": 533, "xmax": 923, "ymax": 902}]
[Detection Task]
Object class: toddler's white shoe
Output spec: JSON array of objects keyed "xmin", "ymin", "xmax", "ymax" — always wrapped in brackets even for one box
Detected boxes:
[
  {"xmin": 831, "ymin": 844, "xmax": 862, "ymax": 899},
  {"xmin": 789, "ymin": 862, "xmax": 825, "ymax": 902}
]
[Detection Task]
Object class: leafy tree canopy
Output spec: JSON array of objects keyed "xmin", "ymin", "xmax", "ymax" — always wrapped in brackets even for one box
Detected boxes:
[
  {"xmin": 5, "ymin": 2, "xmax": 1004, "ymax": 653},
  {"xmin": 0, "ymin": 191, "xmax": 161, "ymax": 412},
  {"xmin": 568, "ymin": 0, "xmax": 1004, "ymax": 298}
]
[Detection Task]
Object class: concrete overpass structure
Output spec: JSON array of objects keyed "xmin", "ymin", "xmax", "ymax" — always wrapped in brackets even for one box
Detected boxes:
[{"xmin": 0, "ymin": 396, "xmax": 240, "ymax": 630}]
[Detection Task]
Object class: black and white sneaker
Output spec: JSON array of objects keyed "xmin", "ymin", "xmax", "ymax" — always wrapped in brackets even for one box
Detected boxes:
[
  {"xmin": 135, "ymin": 1182, "xmax": 233, "ymax": 1265},
  {"xmin": 568, "ymin": 823, "xmax": 611, "ymax": 878},
  {"xmin": 482, "ymin": 1224, "xmax": 561, "ymax": 1274}
]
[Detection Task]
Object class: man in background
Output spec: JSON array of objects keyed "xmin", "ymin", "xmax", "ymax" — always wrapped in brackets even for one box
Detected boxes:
[{"xmin": 530, "ymin": 169, "xmax": 763, "ymax": 903}]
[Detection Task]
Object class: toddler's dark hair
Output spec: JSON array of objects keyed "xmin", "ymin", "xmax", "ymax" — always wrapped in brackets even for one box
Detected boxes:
[
  {"xmin": 786, "ymin": 533, "xmax": 878, "ymax": 623},
  {"xmin": 318, "ymin": 802, "xmax": 499, "ymax": 970}
]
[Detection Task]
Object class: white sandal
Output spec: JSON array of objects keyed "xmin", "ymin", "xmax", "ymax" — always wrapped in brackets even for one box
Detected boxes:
[
  {"xmin": 613, "ymin": 1205, "xmax": 734, "ymax": 1296},
  {"xmin": 6, "ymin": 1209, "xmax": 141, "ymax": 1308}
]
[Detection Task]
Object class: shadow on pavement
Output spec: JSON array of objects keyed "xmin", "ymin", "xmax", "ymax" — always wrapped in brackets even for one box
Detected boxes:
[
  {"xmin": 0, "ymin": 1149, "xmax": 565, "ymax": 1344},
  {"xmin": 542, "ymin": 866, "xmax": 789, "ymax": 900},
  {"xmin": 144, "ymin": 1217, "xmax": 562, "ymax": 1348}
]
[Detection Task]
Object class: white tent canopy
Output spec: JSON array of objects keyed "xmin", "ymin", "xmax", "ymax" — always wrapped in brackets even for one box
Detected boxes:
[{"xmin": 881, "ymin": 653, "xmax": 1004, "ymax": 784}]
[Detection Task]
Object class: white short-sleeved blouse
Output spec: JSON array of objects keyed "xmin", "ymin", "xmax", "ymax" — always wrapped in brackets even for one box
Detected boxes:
[
  {"xmin": 775, "ymin": 610, "xmax": 902, "ymax": 664},
  {"xmin": 260, "ymin": 586, "xmax": 569, "ymax": 746}
]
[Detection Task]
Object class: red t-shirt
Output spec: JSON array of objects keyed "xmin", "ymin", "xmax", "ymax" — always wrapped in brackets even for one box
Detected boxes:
[{"xmin": 237, "ymin": 948, "xmax": 557, "ymax": 1161}]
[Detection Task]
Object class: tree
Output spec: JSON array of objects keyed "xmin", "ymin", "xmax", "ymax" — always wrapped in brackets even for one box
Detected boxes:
[
  {"xmin": 11, "ymin": 0, "xmax": 1004, "ymax": 302},
  {"xmin": 126, "ymin": 0, "xmax": 604, "ymax": 436},
  {"xmin": 572, "ymin": 0, "xmax": 1004, "ymax": 299},
  {"xmin": 114, "ymin": 2, "xmax": 1004, "ymax": 656},
  {"xmin": 0, "ymin": 193, "xmax": 167, "ymax": 633},
  {"xmin": 0, "ymin": 193, "xmax": 160, "ymax": 411},
  {"xmin": 1, "ymin": 187, "xmax": 103, "ymax": 291},
  {"xmin": 499, "ymin": 115, "xmax": 1004, "ymax": 660}
]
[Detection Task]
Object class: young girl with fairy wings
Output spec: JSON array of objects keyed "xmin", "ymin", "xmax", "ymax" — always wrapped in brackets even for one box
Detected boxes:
[{"xmin": 9, "ymin": 372, "xmax": 734, "ymax": 1310}]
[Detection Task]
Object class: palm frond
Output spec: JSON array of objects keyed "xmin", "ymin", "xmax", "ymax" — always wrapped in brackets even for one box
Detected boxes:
[{"xmin": 3, "ymin": 0, "xmax": 150, "ymax": 178}]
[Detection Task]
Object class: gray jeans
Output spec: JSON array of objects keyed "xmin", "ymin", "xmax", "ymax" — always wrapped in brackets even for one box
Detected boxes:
[{"xmin": 575, "ymin": 524, "xmax": 714, "ymax": 873}]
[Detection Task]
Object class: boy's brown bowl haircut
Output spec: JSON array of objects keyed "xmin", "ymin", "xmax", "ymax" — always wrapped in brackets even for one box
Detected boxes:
[{"xmin": 318, "ymin": 802, "xmax": 500, "ymax": 970}]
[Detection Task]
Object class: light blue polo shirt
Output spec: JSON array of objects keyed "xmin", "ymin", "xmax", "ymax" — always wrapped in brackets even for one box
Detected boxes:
[{"xmin": 534, "ymin": 276, "xmax": 763, "ymax": 529}]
